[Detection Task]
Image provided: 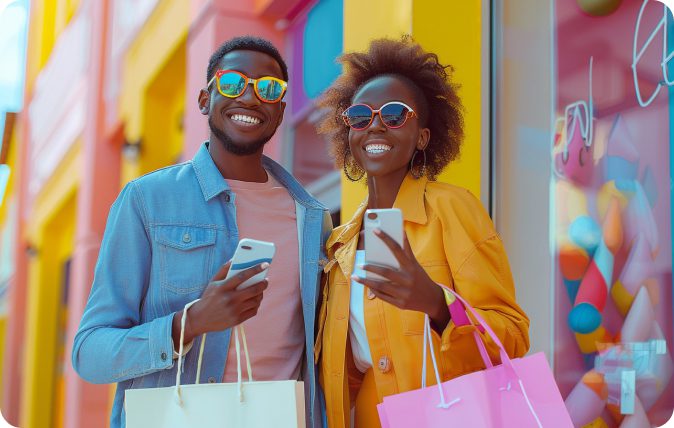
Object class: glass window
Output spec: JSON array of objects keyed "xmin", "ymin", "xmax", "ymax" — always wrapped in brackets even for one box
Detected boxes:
[{"xmin": 494, "ymin": 1, "xmax": 674, "ymax": 425}]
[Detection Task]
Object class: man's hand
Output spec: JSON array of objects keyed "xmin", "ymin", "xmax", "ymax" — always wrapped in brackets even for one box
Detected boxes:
[{"xmin": 171, "ymin": 260, "xmax": 269, "ymax": 348}]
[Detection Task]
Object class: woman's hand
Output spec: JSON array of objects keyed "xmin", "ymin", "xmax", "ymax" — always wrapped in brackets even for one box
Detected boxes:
[{"xmin": 353, "ymin": 229, "xmax": 450, "ymax": 331}]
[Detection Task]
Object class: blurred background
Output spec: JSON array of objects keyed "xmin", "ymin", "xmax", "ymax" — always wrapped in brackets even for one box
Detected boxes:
[{"xmin": 0, "ymin": 0, "xmax": 673, "ymax": 427}]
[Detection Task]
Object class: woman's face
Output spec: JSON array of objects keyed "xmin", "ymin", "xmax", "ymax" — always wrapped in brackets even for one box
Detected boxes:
[{"xmin": 347, "ymin": 75, "xmax": 429, "ymax": 180}]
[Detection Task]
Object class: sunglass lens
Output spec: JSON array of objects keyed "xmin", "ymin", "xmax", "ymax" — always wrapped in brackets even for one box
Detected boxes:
[
  {"xmin": 256, "ymin": 78, "xmax": 284, "ymax": 102},
  {"xmin": 380, "ymin": 103, "xmax": 409, "ymax": 127},
  {"xmin": 345, "ymin": 105, "xmax": 373, "ymax": 129},
  {"xmin": 218, "ymin": 72, "xmax": 246, "ymax": 97}
]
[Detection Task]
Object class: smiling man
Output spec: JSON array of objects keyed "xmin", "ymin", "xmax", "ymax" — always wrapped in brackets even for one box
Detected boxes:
[{"xmin": 72, "ymin": 36, "xmax": 330, "ymax": 428}]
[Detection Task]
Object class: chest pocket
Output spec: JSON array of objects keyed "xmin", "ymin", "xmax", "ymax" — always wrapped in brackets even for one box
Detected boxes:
[
  {"xmin": 403, "ymin": 261, "xmax": 452, "ymax": 335},
  {"xmin": 156, "ymin": 225, "xmax": 217, "ymax": 294}
]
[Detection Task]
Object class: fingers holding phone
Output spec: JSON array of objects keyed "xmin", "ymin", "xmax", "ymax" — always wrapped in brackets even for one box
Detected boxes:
[
  {"xmin": 173, "ymin": 239, "xmax": 275, "ymax": 344},
  {"xmin": 223, "ymin": 239, "xmax": 275, "ymax": 289},
  {"xmin": 356, "ymin": 210, "xmax": 447, "ymax": 322}
]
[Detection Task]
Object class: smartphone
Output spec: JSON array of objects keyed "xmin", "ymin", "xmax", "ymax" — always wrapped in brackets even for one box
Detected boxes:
[
  {"xmin": 364, "ymin": 208, "xmax": 404, "ymax": 280},
  {"xmin": 225, "ymin": 238, "xmax": 276, "ymax": 289}
]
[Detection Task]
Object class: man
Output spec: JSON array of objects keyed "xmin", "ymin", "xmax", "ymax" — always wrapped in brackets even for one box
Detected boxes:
[{"xmin": 72, "ymin": 36, "xmax": 330, "ymax": 428}]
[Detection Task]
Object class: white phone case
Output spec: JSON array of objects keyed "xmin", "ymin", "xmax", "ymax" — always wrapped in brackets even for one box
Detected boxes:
[
  {"xmin": 225, "ymin": 238, "xmax": 276, "ymax": 289},
  {"xmin": 364, "ymin": 208, "xmax": 403, "ymax": 280}
]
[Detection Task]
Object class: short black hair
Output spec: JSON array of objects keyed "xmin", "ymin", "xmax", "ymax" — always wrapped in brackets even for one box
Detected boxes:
[{"xmin": 206, "ymin": 36, "xmax": 289, "ymax": 84}]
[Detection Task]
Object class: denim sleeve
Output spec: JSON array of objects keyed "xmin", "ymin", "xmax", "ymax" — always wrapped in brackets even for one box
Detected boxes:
[
  {"xmin": 321, "ymin": 210, "xmax": 333, "ymax": 250},
  {"xmin": 72, "ymin": 181, "xmax": 175, "ymax": 384}
]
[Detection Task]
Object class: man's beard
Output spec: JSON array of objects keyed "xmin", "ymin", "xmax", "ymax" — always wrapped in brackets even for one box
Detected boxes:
[{"xmin": 208, "ymin": 116, "xmax": 272, "ymax": 156}]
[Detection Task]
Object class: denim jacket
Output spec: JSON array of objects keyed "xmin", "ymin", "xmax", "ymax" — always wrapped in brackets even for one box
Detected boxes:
[{"xmin": 72, "ymin": 142, "xmax": 331, "ymax": 428}]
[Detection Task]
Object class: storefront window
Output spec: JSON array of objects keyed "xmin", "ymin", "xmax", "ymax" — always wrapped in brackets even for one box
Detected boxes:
[{"xmin": 494, "ymin": 1, "xmax": 674, "ymax": 425}]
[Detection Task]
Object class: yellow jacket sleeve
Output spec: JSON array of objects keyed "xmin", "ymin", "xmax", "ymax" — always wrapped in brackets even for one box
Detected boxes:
[{"xmin": 438, "ymin": 234, "xmax": 530, "ymax": 375}]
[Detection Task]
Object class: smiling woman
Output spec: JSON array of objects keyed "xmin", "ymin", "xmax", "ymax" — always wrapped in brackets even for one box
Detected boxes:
[
  {"xmin": 315, "ymin": 37, "xmax": 530, "ymax": 428},
  {"xmin": 318, "ymin": 37, "xmax": 463, "ymax": 183}
]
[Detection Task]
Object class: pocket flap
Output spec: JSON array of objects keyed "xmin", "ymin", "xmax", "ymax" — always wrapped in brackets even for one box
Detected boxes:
[{"xmin": 156, "ymin": 226, "xmax": 216, "ymax": 251}]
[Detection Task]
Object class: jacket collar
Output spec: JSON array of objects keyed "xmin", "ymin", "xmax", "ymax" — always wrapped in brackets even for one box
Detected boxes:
[
  {"xmin": 325, "ymin": 173, "xmax": 429, "ymax": 261},
  {"xmin": 192, "ymin": 142, "xmax": 325, "ymax": 209},
  {"xmin": 393, "ymin": 173, "xmax": 428, "ymax": 225},
  {"xmin": 192, "ymin": 142, "xmax": 230, "ymax": 201}
]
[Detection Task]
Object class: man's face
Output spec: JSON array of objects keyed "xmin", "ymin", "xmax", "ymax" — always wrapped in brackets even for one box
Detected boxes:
[{"xmin": 200, "ymin": 50, "xmax": 286, "ymax": 155}]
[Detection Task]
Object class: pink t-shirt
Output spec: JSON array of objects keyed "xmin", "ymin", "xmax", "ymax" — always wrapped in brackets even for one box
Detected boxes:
[{"xmin": 223, "ymin": 174, "xmax": 304, "ymax": 382}]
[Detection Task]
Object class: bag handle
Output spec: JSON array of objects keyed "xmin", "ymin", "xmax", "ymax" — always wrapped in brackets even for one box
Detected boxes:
[
  {"xmin": 438, "ymin": 285, "xmax": 515, "ymax": 373},
  {"xmin": 174, "ymin": 300, "xmax": 253, "ymax": 405},
  {"xmin": 421, "ymin": 314, "xmax": 459, "ymax": 409},
  {"xmin": 420, "ymin": 287, "xmax": 543, "ymax": 427}
]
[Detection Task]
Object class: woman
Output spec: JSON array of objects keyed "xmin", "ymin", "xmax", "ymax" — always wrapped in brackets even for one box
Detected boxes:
[{"xmin": 314, "ymin": 37, "xmax": 530, "ymax": 428}]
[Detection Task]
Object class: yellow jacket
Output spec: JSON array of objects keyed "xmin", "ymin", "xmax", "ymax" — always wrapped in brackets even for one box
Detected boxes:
[{"xmin": 315, "ymin": 174, "xmax": 530, "ymax": 428}]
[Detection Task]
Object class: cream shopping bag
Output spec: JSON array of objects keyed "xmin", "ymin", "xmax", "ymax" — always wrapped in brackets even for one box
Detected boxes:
[{"xmin": 125, "ymin": 300, "xmax": 306, "ymax": 427}]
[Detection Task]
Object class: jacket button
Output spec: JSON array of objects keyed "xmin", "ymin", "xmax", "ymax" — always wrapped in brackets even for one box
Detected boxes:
[
  {"xmin": 182, "ymin": 233, "xmax": 191, "ymax": 243},
  {"xmin": 224, "ymin": 194, "xmax": 231, "ymax": 202},
  {"xmin": 208, "ymin": 377, "xmax": 216, "ymax": 383},
  {"xmin": 160, "ymin": 352, "xmax": 167, "ymax": 361},
  {"xmin": 378, "ymin": 356, "xmax": 391, "ymax": 373},
  {"xmin": 367, "ymin": 288, "xmax": 376, "ymax": 300}
]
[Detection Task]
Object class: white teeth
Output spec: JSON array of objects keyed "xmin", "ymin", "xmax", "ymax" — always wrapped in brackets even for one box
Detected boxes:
[
  {"xmin": 231, "ymin": 114, "xmax": 261, "ymax": 125},
  {"xmin": 365, "ymin": 144, "xmax": 392, "ymax": 154}
]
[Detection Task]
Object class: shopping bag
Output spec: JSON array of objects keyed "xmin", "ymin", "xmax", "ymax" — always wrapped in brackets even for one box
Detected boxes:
[
  {"xmin": 377, "ymin": 288, "xmax": 573, "ymax": 428},
  {"xmin": 125, "ymin": 300, "xmax": 306, "ymax": 428}
]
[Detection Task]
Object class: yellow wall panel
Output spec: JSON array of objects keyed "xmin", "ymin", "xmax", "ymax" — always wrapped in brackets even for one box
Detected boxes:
[
  {"xmin": 27, "ymin": 141, "xmax": 81, "ymax": 245},
  {"xmin": 21, "ymin": 193, "xmax": 76, "ymax": 428},
  {"xmin": 343, "ymin": 0, "xmax": 412, "ymax": 52},
  {"xmin": 120, "ymin": 0, "xmax": 189, "ymax": 144},
  {"xmin": 412, "ymin": 0, "xmax": 483, "ymax": 198},
  {"xmin": 140, "ymin": 40, "xmax": 186, "ymax": 176}
]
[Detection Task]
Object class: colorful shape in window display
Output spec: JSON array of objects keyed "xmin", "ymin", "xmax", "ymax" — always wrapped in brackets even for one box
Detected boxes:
[
  {"xmin": 620, "ymin": 287, "xmax": 656, "ymax": 341},
  {"xmin": 569, "ymin": 198, "xmax": 622, "ymax": 354},
  {"xmin": 618, "ymin": 288, "xmax": 673, "ymax": 412},
  {"xmin": 605, "ymin": 403, "xmax": 624, "ymax": 425},
  {"xmin": 559, "ymin": 243, "xmax": 592, "ymax": 281},
  {"xmin": 555, "ymin": 180, "xmax": 591, "ymax": 248},
  {"xmin": 639, "ymin": 325, "xmax": 673, "ymax": 417},
  {"xmin": 553, "ymin": 110, "xmax": 595, "ymax": 187},
  {"xmin": 564, "ymin": 370, "xmax": 608, "ymax": 426},
  {"xmin": 573, "ymin": 198, "xmax": 622, "ymax": 312},
  {"xmin": 575, "ymin": 325, "xmax": 614, "ymax": 354},
  {"xmin": 569, "ymin": 302, "xmax": 603, "ymax": 333},
  {"xmin": 611, "ymin": 235, "xmax": 655, "ymax": 316},
  {"xmin": 568, "ymin": 215, "xmax": 601, "ymax": 256},
  {"xmin": 623, "ymin": 183, "xmax": 658, "ymax": 255},
  {"xmin": 576, "ymin": 0, "xmax": 623, "ymax": 17},
  {"xmin": 640, "ymin": 166, "xmax": 658, "ymax": 208},
  {"xmin": 564, "ymin": 278, "xmax": 583, "ymax": 303},
  {"xmin": 618, "ymin": 396, "xmax": 649, "ymax": 427},
  {"xmin": 604, "ymin": 114, "xmax": 639, "ymax": 184},
  {"xmin": 597, "ymin": 180, "xmax": 631, "ymax": 220},
  {"xmin": 583, "ymin": 416, "xmax": 610, "ymax": 427}
]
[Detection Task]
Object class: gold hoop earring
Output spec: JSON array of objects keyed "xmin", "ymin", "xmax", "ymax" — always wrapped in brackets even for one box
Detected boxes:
[
  {"xmin": 343, "ymin": 148, "xmax": 365, "ymax": 182},
  {"xmin": 410, "ymin": 149, "xmax": 427, "ymax": 179}
]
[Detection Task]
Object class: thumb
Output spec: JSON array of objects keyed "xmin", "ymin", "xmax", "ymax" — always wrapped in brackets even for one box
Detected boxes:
[
  {"xmin": 211, "ymin": 260, "xmax": 232, "ymax": 282},
  {"xmin": 402, "ymin": 230, "xmax": 413, "ymax": 256}
]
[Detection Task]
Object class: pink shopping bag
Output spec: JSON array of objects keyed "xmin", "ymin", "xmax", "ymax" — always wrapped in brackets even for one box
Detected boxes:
[{"xmin": 377, "ymin": 288, "xmax": 573, "ymax": 428}]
